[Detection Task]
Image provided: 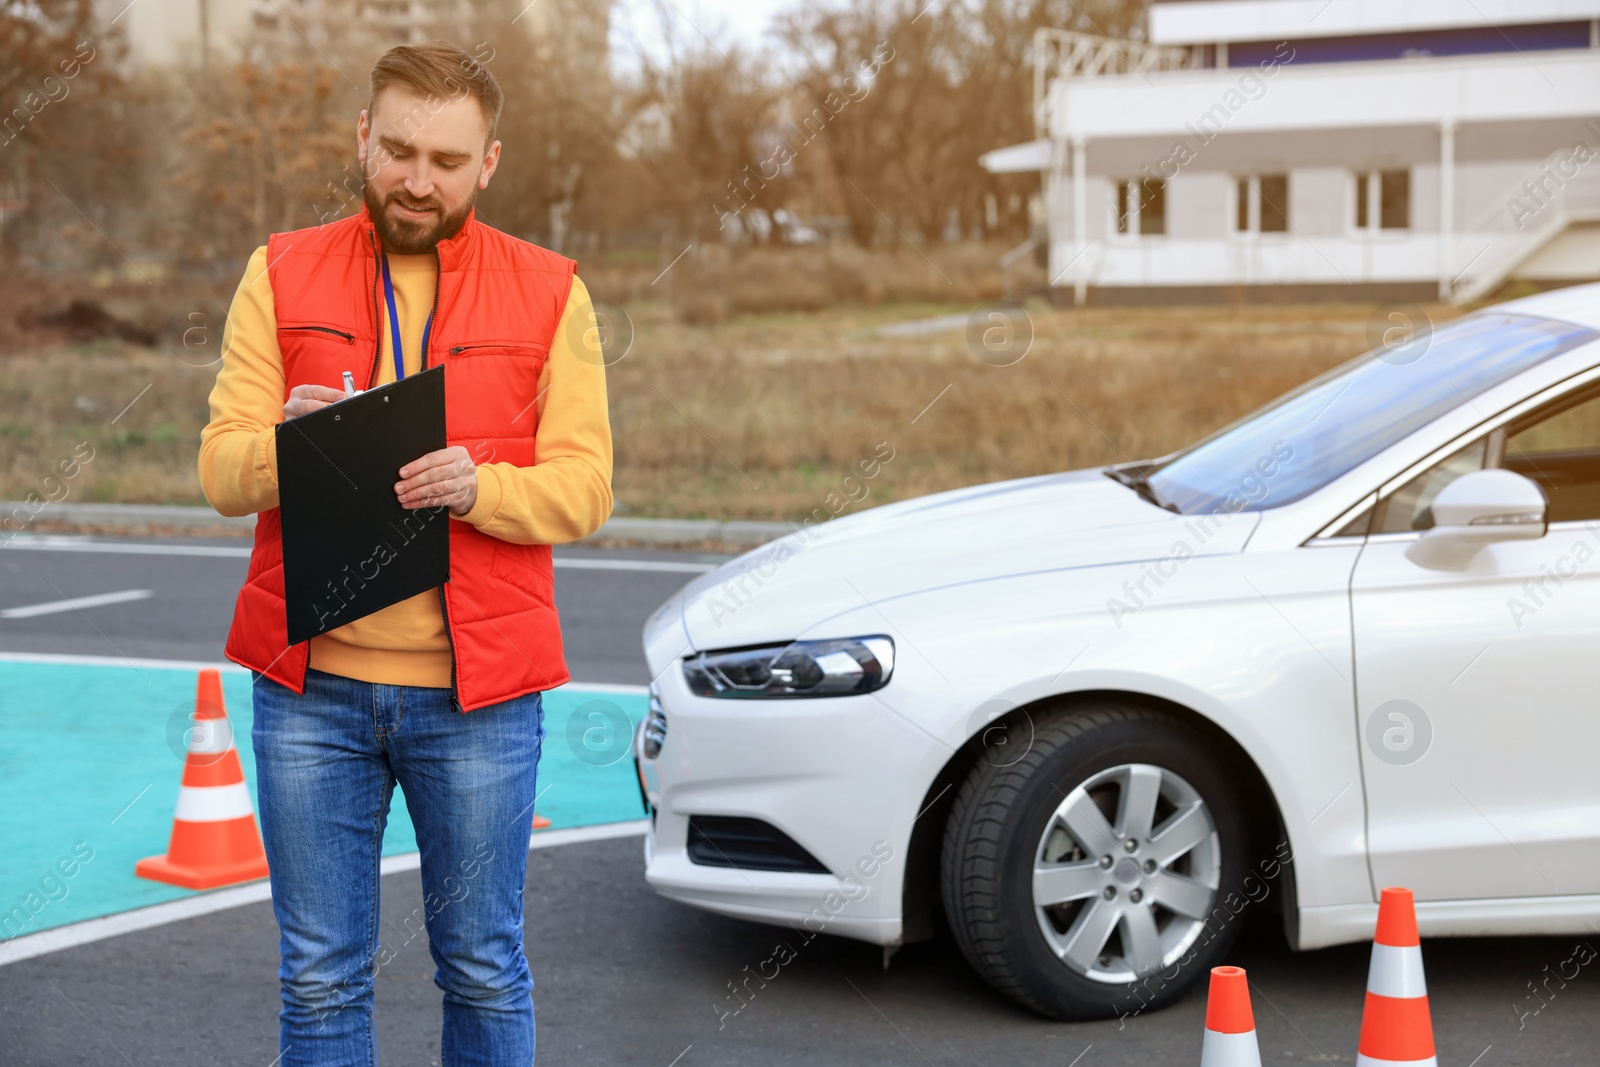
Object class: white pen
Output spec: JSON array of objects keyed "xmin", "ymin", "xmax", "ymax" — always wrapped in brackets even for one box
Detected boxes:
[{"xmin": 342, "ymin": 370, "xmax": 356, "ymax": 398}]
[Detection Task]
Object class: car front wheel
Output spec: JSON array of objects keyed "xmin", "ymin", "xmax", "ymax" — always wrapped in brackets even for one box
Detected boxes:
[{"xmin": 940, "ymin": 701, "xmax": 1257, "ymax": 1020}]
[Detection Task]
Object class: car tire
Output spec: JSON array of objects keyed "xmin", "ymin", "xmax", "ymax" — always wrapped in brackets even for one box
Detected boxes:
[{"xmin": 940, "ymin": 700, "xmax": 1258, "ymax": 1020}]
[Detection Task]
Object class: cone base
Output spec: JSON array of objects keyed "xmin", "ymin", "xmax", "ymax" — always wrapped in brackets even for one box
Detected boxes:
[
  {"xmin": 135, "ymin": 852, "xmax": 270, "ymax": 890},
  {"xmin": 1356, "ymin": 1057, "xmax": 1437, "ymax": 1067}
]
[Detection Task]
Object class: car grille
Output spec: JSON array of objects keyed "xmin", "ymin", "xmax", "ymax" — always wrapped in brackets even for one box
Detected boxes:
[{"xmin": 685, "ymin": 815, "xmax": 830, "ymax": 874}]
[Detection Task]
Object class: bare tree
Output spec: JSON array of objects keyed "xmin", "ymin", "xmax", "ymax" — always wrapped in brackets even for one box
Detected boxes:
[
  {"xmin": 170, "ymin": 61, "xmax": 349, "ymax": 261},
  {"xmin": 633, "ymin": 58, "xmax": 778, "ymax": 240},
  {"xmin": 779, "ymin": 0, "xmax": 1148, "ymax": 246},
  {"xmin": 1, "ymin": 0, "xmax": 136, "ymax": 271},
  {"xmin": 470, "ymin": 0, "xmax": 623, "ymax": 249}
]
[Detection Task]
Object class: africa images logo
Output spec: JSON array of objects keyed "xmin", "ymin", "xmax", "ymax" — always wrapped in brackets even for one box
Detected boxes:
[{"xmin": 1365, "ymin": 699, "xmax": 1432, "ymax": 767}]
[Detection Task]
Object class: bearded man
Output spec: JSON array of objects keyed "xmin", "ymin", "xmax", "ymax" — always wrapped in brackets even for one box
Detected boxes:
[{"xmin": 199, "ymin": 41, "xmax": 612, "ymax": 1066}]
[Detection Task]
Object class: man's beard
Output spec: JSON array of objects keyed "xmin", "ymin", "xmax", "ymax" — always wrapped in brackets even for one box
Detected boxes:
[{"xmin": 364, "ymin": 182, "xmax": 476, "ymax": 254}]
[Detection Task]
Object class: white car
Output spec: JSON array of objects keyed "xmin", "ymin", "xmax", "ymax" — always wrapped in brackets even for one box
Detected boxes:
[{"xmin": 635, "ymin": 284, "xmax": 1600, "ymax": 1019}]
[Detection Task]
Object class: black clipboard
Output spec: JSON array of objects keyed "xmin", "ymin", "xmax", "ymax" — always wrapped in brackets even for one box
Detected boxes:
[{"xmin": 276, "ymin": 364, "xmax": 450, "ymax": 644}]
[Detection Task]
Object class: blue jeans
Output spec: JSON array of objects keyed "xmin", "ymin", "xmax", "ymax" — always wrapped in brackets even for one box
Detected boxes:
[{"xmin": 252, "ymin": 668, "xmax": 545, "ymax": 1067}]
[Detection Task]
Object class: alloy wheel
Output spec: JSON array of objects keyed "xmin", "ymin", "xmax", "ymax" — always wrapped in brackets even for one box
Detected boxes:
[{"xmin": 1031, "ymin": 762, "xmax": 1220, "ymax": 984}]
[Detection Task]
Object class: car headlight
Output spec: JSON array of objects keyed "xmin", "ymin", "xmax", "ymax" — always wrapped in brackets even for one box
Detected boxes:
[{"xmin": 683, "ymin": 635, "xmax": 895, "ymax": 699}]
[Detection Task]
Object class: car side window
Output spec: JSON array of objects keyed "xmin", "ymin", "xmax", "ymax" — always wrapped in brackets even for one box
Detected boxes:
[
  {"xmin": 1372, "ymin": 439, "xmax": 1488, "ymax": 533},
  {"xmin": 1502, "ymin": 388, "xmax": 1600, "ymax": 522}
]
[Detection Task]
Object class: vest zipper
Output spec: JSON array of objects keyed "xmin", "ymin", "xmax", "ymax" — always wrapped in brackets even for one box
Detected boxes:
[
  {"xmin": 449, "ymin": 343, "xmax": 507, "ymax": 356},
  {"xmin": 422, "ymin": 246, "xmax": 442, "ymax": 370},
  {"xmin": 438, "ymin": 587, "xmax": 463, "ymax": 713},
  {"xmin": 282, "ymin": 325, "xmax": 354, "ymax": 343},
  {"xmin": 421, "ymin": 245, "xmax": 461, "ymax": 712},
  {"xmin": 288, "ymin": 229, "xmax": 458, "ymax": 705},
  {"xmin": 365, "ymin": 228, "xmax": 383, "ymax": 389}
]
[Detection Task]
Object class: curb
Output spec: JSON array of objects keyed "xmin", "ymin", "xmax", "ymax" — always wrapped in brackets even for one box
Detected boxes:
[
  {"xmin": 595, "ymin": 516, "xmax": 796, "ymax": 547},
  {"xmin": 0, "ymin": 501, "xmax": 795, "ymax": 549},
  {"xmin": 1, "ymin": 502, "xmax": 254, "ymax": 530}
]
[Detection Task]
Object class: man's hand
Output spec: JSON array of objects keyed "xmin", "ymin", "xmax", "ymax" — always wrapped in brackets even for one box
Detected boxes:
[
  {"xmin": 283, "ymin": 384, "xmax": 347, "ymax": 420},
  {"xmin": 397, "ymin": 447, "xmax": 479, "ymax": 516}
]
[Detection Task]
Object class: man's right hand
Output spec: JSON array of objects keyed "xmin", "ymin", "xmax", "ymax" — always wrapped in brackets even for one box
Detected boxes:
[{"xmin": 283, "ymin": 384, "xmax": 348, "ymax": 420}]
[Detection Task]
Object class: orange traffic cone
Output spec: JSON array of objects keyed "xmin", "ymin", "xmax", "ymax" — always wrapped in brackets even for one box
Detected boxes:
[
  {"xmin": 1357, "ymin": 887, "xmax": 1436, "ymax": 1066},
  {"xmin": 1200, "ymin": 966, "xmax": 1262, "ymax": 1066},
  {"xmin": 136, "ymin": 669, "xmax": 270, "ymax": 890},
  {"xmin": 532, "ymin": 814, "xmax": 552, "ymax": 830}
]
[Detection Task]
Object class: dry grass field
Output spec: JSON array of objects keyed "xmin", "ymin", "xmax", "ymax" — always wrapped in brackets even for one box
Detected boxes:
[{"xmin": 0, "ymin": 287, "xmax": 1464, "ymax": 522}]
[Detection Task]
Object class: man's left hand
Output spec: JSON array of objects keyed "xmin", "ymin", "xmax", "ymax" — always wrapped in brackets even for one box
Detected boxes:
[{"xmin": 396, "ymin": 447, "xmax": 478, "ymax": 516}]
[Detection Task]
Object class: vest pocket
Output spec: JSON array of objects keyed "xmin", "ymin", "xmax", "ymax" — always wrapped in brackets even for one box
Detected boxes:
[
  {"xmin": 279, "ymin": 323, "xmax": 355, "ymax": 343},
  {"xmin": 442, "ymin": 340, "xmax": 551, "ymax": 439},
  {"xmin": 488, "ymin": 542, "xmax": 555, "ymax": 609},
  {"xmin": 278, "ymin": 322, "xmax": 365, "ymax": 387},
  {"xmin": 447, "ymin": 340, "xmax": 549, "ymax": 359}
]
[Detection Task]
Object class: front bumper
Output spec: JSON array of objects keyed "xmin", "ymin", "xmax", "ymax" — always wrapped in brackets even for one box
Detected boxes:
[{"xmin": 634, "ymin": 661, "xmax": 944, "ymax": 947}]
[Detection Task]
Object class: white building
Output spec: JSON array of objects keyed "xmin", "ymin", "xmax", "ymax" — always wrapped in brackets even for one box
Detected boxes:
[{"xmin": 983, "ymin": 0, "xmax": 1600, "ymax": 305}]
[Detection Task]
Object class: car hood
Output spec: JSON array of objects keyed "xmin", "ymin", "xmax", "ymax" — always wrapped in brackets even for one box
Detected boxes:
[{"xmin": 651, "ymin": 467, "xmax": 1261, "ymax": 658}]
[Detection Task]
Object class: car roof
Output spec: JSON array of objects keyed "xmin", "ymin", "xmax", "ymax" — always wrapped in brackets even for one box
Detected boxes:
[{"xmin": 1490, "ymin": 281, "xmax": 1600, "ymax": 331}]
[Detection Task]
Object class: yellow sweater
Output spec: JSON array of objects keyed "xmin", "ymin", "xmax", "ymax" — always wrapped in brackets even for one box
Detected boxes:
[{"xmin": 199, "ymin": 245, "xmax": 613, "ymax": 688}]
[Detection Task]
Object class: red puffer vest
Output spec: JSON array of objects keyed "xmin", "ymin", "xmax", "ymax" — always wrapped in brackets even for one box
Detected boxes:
[{"xmin": 224, "ymin": 205, "xmax": 576, "ymax": 712}]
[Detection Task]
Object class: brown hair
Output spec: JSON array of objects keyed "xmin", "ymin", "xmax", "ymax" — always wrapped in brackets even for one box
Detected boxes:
[{"xmin": 368, "ymin": 42, "xmax": 503, "ymax": 143}]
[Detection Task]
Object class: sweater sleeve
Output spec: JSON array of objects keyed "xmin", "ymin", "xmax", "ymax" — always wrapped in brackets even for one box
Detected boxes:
[
  {"xmin": 198, "ymin": 245, "xmax": 284, "ymax": 517},
  {"xmin": 456, "ymin": 274, "xmax": 615, "ymax": 545}
]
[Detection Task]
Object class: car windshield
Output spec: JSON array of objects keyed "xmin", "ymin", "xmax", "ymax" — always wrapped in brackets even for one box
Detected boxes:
[{"xmin": 1142, "ymin": 312, "xmax": 1600, "ymax": 515}]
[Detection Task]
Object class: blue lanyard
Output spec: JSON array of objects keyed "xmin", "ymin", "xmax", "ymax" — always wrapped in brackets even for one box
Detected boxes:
[{"xmin": 379, "ymin": 253, "xmax": 434, "ymax": 382}]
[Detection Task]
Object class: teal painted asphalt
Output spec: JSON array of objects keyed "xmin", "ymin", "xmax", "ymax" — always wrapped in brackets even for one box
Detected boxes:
[{"xmin": 0, "ymin": 660, "xmax": 647, "ymax": 941}]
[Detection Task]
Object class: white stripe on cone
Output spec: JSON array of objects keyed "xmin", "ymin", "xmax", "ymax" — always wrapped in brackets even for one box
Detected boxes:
[
  {"xmin": 173, "ymin": 782, "xmax": 257, "ymax": 823},
  {"xmin": 1355, "ymin": 1055, "xmax": 1438, "ymax": 1066},
  {"xmin": 1201, "ymin": 1029, "xmax": 1262, "ymax": 1067},
  {"xmin": 1367, "ymin": 943, "xmax": 1428, "ymax": 999}
]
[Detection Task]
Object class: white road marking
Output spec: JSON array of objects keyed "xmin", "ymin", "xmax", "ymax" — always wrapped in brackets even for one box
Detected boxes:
[
  {"xmin": 1, "ymin": 589, "xmax": 152, "ymax": 619},
  {"xmin": 0, "ymin": 651, "xmax": 252, "ymax": 672},
  {"xmin": 0, "ymin": 536, "xmax": 715, "ymax": 572},
  {"xmin": 0, "ymin": 819, "xmax": 650, "ymax": 967},
  {"xmin": 557, "ymin": 558, "xmax": 714, "ymax": 573},
  {"xmin": 546, "ymin": 679, "xmax": 651, "ymax": 695},
  {"xmin": 1, "ymin": 538, "xmax": 251, "ymax": 558}
]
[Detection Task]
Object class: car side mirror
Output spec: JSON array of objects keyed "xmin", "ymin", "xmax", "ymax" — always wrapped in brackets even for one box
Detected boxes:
[{"xmin": 1404, "ymin": 468, "xmax": 1548, "ymax": 571}]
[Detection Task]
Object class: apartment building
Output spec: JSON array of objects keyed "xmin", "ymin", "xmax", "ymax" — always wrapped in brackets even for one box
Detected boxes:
[{"xmin": 983, "ymin": 0, "xmax": 1600, "ymax": 304}]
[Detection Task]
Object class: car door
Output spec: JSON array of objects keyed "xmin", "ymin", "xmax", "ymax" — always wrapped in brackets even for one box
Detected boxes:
[{"xmin": 1349, "ymin": 378, "xmax": 1600, "ymax": 902}]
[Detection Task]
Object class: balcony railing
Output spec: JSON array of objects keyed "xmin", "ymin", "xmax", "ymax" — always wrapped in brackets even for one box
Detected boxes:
[{"xmin": 1031, "ymin": 28, "xmax": 1201, "ymax": 134}]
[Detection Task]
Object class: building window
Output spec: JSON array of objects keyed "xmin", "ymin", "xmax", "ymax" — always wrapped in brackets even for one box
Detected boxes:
[
  {"xmin": 1259, "ymin": 174, "xmax": 1288, "ymax": 232},
  {"xmin": 1139, "ymin": 178, "xmax": 1166, "ymax": 235},
  {"xmin": 1355, "ymin": 169, "xmax": 1410, "ymax": 230},
  {"xmin": 1233, "ymin": 174, "xmax": 1290, "ymax": 234},
  {"xmin": 1114, "ymin": 178, "xmax": 1166, "ymax": 236}
]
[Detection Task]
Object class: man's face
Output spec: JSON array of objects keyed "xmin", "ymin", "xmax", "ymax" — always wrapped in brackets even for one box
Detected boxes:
[{"xmin": 357, "ymin": 87, "xmax": 500, "ymax": 254}]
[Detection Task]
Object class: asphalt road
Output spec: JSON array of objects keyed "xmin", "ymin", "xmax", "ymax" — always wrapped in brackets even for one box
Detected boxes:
[
  {"xmin": 1, "ymin": 536, "xmax": 1594, "ymax": 1065},
  {"xmin": 1, "ymin": 834, "xmax": 1592, "ymax": 1066},
  {"xmin": 0, "ymin": 535, "xmax": 719, "ymax": 684}
]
